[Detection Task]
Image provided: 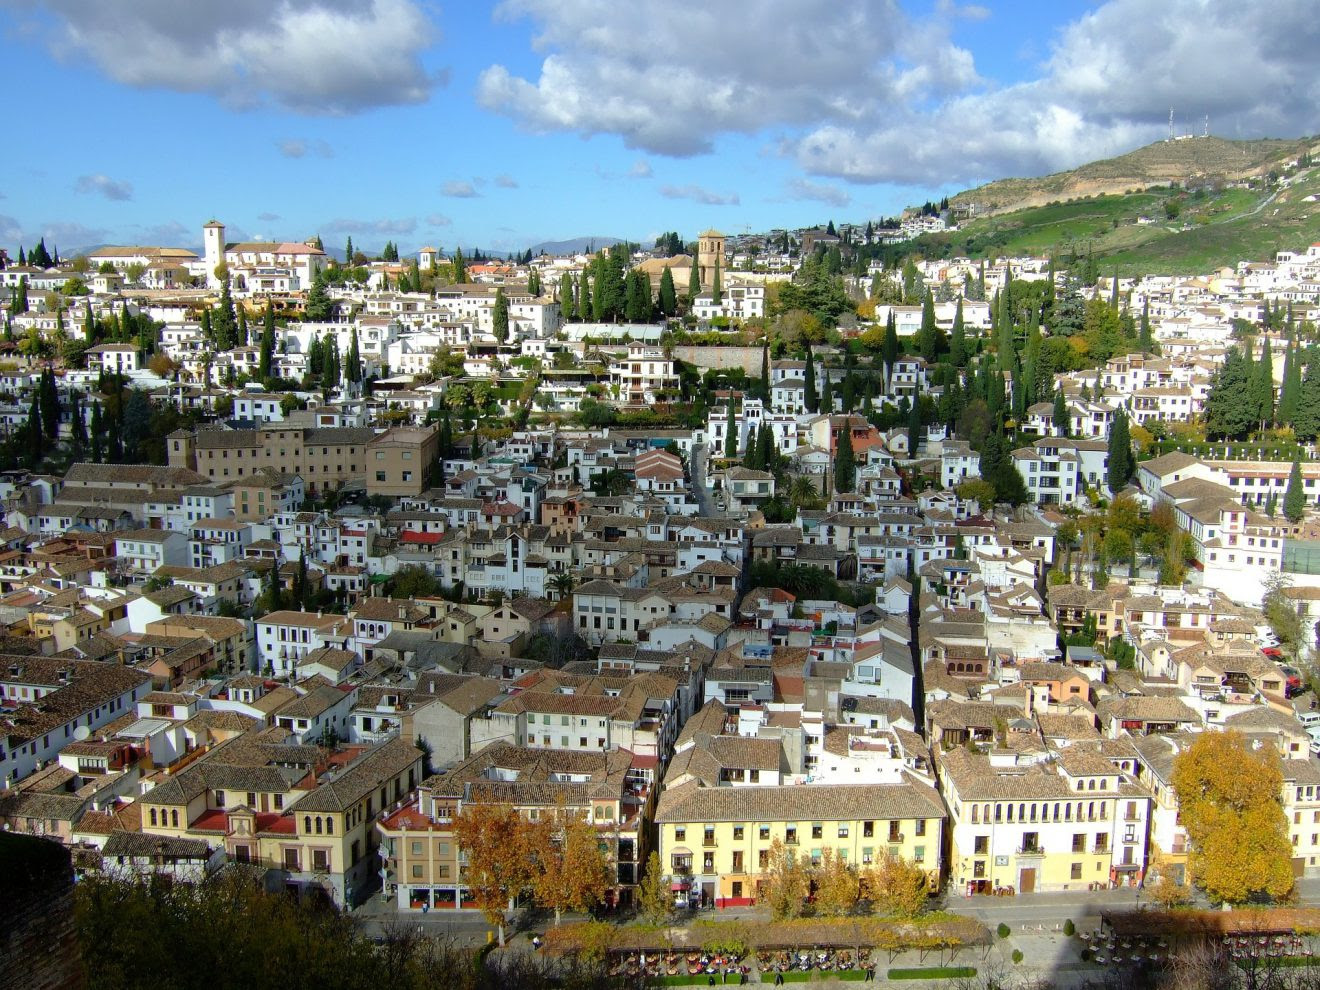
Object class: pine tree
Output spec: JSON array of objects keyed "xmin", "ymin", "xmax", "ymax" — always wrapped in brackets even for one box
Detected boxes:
[
  {"xmin": 1285, "ymin": 459, "xmax": 1307, "ymax": 523},
  {"xmin": 1107, "ymin": 409, "xmax": 1133, "ymax": 493},
  {"xmin": 834, "ymin": 420, "xmax": 855, "ymax": 493},
  {"xmin": 492, "ymin": 288, "xmax": 509, "ymax": 344},
  {"xmin": 804, "ymin": 342, "xmax": 818, "ymax": 413},
  {"xmin": 305, "ymin": 270, "xmax": 333, "ymax": 322},
  {"xmin": 658, "ymin": 266, "xmax": 676, "ymax": 317}
]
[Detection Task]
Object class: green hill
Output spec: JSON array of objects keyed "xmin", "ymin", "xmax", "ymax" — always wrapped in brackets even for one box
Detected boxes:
[{"xmin": 904, "ymin": 136, "xmax": 1320, "ymax": 275}]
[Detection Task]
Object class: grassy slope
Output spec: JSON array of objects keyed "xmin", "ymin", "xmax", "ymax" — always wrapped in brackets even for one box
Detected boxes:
[{"xmin": 925, "ymin": 166, "xmax": 1320, "ymax": 275}]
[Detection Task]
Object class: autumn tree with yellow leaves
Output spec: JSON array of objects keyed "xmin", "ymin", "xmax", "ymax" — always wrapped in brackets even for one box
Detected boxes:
[
  {"xmin": 452, "ymin": 802, "xmax": 539, "ymax": 945},
  {"xmin": 760, "ymin": 838, "xmax": 811, "ymax": 920},
  {"xmin": 1170, "ymin": 730, "xmax": 1294, "ymax": 905},
  {"xmin": 812, "ymin": 848, "xmax": 860, "ymax": 916},
  {"xmin": 528, "ymin": 808, "xmax": 613, "ymax": 926}
]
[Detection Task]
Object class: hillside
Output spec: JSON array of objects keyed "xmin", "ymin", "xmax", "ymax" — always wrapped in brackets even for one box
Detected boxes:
[
  {"xmin": 950, "ymin": 135, "xmax": 1315, "ymax": 217},
  {"xmin": 900, "ymin": 138, "xmax": 1320, "ymax": 275}
]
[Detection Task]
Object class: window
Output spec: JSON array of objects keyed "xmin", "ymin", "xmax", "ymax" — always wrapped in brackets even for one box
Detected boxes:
[
  {"xmin": 733, "ymin": 826, "xmax": 745, "ymax": 841},
  {"xmin": 838, "ymin": 825, "xmax": 849, "ymax": 838},
  {"xmin": 215, "ymin": 790, "xmax": 226, "ymax": 808},
  {"xmin": 812, "ymin": 824, "xmax": 823, "ymax": 839},
  {"xmin": 674, "ymin": 827, "xmax": 686, "ymax": 842},
  {"xmin": 759, "ymin": 825, "xmax": 770, "ymax": 841},
  {"xmin": 785, "ymin": 827, "xmax": 798, "ymax": 845},
  {"xmin": 974, "ymin": 835, "xmax": 988, "ymax": 855},
  {"xmin": 1071, "ymin": 862, "xmax": 1083, "ymax": 880},
  {"xmin": 914, "ymin": 819, "xmax": 926, "ymax": 837}
]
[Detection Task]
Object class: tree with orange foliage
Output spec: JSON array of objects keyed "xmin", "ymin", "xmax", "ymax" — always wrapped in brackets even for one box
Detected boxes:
[
  {"xmin": 451, "ymin": 802, "xmax": 537, "ymax": 945},
  {"xmin": 528, "ymin": 809, "xmax": 613, "ymax": 926}
]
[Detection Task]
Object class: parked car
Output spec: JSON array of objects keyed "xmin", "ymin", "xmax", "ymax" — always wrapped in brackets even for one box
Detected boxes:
[{"xmin": 1281, "ymin": 665, "xmax": 1304, "ymax": 696}]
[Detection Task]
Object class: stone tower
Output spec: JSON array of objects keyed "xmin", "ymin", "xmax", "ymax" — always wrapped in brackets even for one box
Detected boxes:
[
  {"xmin": 203, "ymin": 220, "xmax": 226, "ymax": 289},
  {"xmin": 697, "ymin": 229, "xmax": 726, "ymax": 288}
]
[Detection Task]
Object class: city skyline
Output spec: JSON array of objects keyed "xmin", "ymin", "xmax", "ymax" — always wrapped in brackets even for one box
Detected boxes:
[{"xmin": 1, "ymin": 0, "xmax": 1317, "ymax": 254}]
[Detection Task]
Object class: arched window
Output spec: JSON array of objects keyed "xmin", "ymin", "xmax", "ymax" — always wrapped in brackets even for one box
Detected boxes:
[
  {"xmin": 326, "ymin": 818, "xmax": 333, "ymax": 835},
  {"xmin": 971, "ymin": 805, "xmax": 979, "ymax": 823},
  {"xmin": 315, "ymin": 817, "xmax": 323, "ymax": 835},
  {"xmin": 1099, "ymin": 779, "xmax": 1108, "ymax": 790},
  {"xmin": 149, "ymin": 808, "xmax": 157, "ymax": 826},
  {"xmin": 170, "ymin": 809, "xmax": 179, "ymax": 828},
  {"xmin": 305, "ymin": 816, "xmax": 312, "ymax": 833},
  {"xmin": 1088, "ymin": 779, "xmax": 1096, "ymax": 791}
]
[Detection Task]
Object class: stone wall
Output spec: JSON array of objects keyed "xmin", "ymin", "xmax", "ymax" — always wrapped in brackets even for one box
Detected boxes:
[{"xmin": 0, "ymin": 833, "xmax": 83, "ymax": 990}]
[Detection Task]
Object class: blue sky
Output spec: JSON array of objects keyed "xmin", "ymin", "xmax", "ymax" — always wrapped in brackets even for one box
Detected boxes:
[{"xmin": 0, "ymin": 0, "xmax": 1315, "ymax": 256}]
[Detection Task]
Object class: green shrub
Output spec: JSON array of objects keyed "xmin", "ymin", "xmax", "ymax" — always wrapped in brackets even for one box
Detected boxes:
[
  {"xmin": 1080, "ymin": 949, "xmax": 1092, "ymax": 962},
  {"xmin": 998, "ymin": 923, "xmax": 1010, "ymax": 939},
  {"xmin": 889, "ymin": 967, "xmax": 977, "ymax": 981},
  {"xmin": 1064, "ymin": 919, "xmax": 1075, "ymax": 937},
  {"xmin": 1012, "ymin": 949, "xmax": 1024, "ymax": 965}
]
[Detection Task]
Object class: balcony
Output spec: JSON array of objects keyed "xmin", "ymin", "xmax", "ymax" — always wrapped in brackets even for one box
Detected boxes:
[{"xmin": 1017, "ymin": 844, "xmax": 1044, "ymax": 857}]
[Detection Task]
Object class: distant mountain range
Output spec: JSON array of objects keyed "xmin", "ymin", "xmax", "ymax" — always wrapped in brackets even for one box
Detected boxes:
[{"xmin": 527, "ymin": 236, "xmax": 625, "ymax": 256}]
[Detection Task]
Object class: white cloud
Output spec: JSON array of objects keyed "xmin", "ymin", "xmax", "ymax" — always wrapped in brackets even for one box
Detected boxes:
[
  {"xmin": 325, "ymin": 217, "xmax": 417, "ymax": 235},
  {"xmin": 660, "ymin": 184, "xmax": 739, "ymax": 206},
  {"xmin": 494, "ymin": 174, "xmax": 518, "ymax": 189},
  {"xmin": 425, "ymin": 213, "xmax": 453, "ymax": 227},
  {"xmin": 442, "ymin": 180, "xmax": 480, "ymax": 198},
  {"xmin": 786, "ymin": 177, "xmax": 850, "ymax": 208},
  {"xmin": 257, "ymin": 212, "xmax": 281, "ymax": 222},
  {"xmin": 279, "ymin": 138, "xmax": 334, "ymax": 159},
  {"xmin": 628, "ymin": 159, "xmax": 652, "ymax": 179},
  {"xmin": 14, "ymin": 0, "xmax": 442, "ymax": 115},
  {"xmin": 477, "ymin": 0, "xmax": 1320, "ymax": 188},
  {"xmin": 75, "ymin": 173, "xmax": 133, "ymax": 201}
]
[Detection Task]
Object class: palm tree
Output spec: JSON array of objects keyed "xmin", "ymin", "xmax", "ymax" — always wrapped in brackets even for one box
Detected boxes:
[{"xmin": 549, "ymin": 570, "xmax": 576, "ymax": 601}]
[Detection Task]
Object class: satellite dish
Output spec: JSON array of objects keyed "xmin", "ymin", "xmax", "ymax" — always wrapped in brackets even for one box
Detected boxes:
[{"xmin": 73, "ymin": 726, "xmax": 91, "ymax": 742}]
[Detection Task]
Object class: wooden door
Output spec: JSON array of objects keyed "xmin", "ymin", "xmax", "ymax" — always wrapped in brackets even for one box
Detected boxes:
[{"xmin": 1019, "ymin": 868, "xmax": 1036, "ymax": 893}]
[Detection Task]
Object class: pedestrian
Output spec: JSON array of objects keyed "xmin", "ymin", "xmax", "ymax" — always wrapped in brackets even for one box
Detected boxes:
[
  {"xmin": 708, "ymin": 975, "xmax": 716, "ymax": 987},
  {"xmin": 774, "ymin": 971, "xmax": 784, "ymax": 987}
]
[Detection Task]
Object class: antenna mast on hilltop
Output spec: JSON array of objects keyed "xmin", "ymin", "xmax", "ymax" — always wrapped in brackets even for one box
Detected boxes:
[
  {"xmin": 1168, "ymin": 108, "xmax": 1175, "ymax": 142},
  {"xmin": 1204, "ymin": 114, "xmax": 1209, "ymax": 138}
]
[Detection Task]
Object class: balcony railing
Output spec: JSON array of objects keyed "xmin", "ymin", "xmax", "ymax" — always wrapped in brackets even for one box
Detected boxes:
[{"xmin": 1017, "ymin": 844, "xmax": 1044, "ymax": 856}]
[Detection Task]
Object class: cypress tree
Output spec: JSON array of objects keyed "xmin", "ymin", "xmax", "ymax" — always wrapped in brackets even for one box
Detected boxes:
[
  {"xmin": 83, "ymin": 304, "xmax": 95, "ymax": 345},
  {"xmin": 68, "ymin": 389, "xmax": 86, "ymax": 461},
  {"xmin": 1255, "ymin": 336, "xmax": 1275, "ymax": 429},
  {"xmin": 1285, "ymin": 459, "xmax": 1307, "ymax": 523},
  {"xmin": 724, "ymin": 394, "xmax": 737, "ymax": 459},
  {"xmin": 1280, "ymin": 341, "xmax": 1302, "ymax": 424},
  {"xmin": 577, "ymin": 270, "xmax": 590, "ymax": 321},
  {"xmin": 559, "ymin": 274, "xmax": 574, "ymax": 319},
  {"xmin": 918, "ymin": 288, "xmax": 938, "ymax": 362},
  {"xmin": 346, "ymin": 327, "xmax": 361, "ymax": 383},
  {"xmin": 237, "ymin": 305, "xmax": 249, "ymax": 347},
  {"xmin": 201, "ymin": 308, "xmax": 214, "ymax": 346},
  {"xmin": 40, "ymin": 368, "xmax": 59, "ymax": 440},
  {"xmin": 711, "ymin": 256, "xmax": 722, "ymax": 305},
  {"xmin": 259, "ymin": 305, "xmax": 275, "ymax": 380},
  {"xmin": 1053, "ymin": 389, "xmax": 1070, "ymax": 437},
  {"xmin": 882, "ymin": 311, "xmax": 899, "ymax": 391},
  {"xmin": 949, "ymin": 298, "xmax": 966, "ymax": 368},
  {"xmin": 90, "ymin": 401, "xmax": 103, "ymax": 463},
  {"xmin": 760, "ymin": 345, "xmax": 770, "ymax": 401},
  {"xmin": 658, "ymin": 266, "xmax": 676, "ymax": 317},
  {"xmin": 757, "ymin": 422, "xmax": 773, "ymax": 471},
  {"xmin": 1107, "ymin": 409, "xmax": 1133, "ymax": 493},
  {"xmin": 820, "ymin": 372, "xmax": 833, "ymax": 413},
  {"xmin": 687, "ymin": 259, "xmax": 700, "ymax": 306},
  {"xmin": 492, "ymin": 288, "xmax": 509, "ymax": 344},
  {"xmin": 908, "ymin": 397, "xmax": 923, "ymax": 456},
  {"xmin": 804, "ymin": 342, "xmax": 818, "ymax": 413},
  {"xmin": 24, "ymin": 396, "xmax": 42, "ymax": 469},
  {"xmin": 835, "ymin": 419, "xmax": 855, "ymax": 493}
]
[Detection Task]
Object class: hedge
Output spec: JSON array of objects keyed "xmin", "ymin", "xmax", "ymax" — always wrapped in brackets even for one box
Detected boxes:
[{"xmin": 888, "ymin": 967, "xmax": 978, "ymax": 980}]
